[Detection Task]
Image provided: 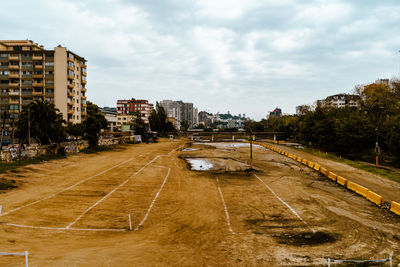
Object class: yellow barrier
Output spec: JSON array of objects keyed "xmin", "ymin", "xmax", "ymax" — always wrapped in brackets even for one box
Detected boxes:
[
  {"xmin": 297, "ymin": 157, "xmax": 302, "ymax": 163},
  {"xmin": 308, "ymin": 161, "xmax": 315, "ymax": 168},
  {"xmin": 390, "ymin": 201, "xmax": 400, "ymax": 216},
  {"xmin": 336, "ymin": 176, "xmax": 347, "ymax": 186},
  {"xmin": 366, "ymin": 191, "xmax": 383, "ymax": 206},
  {"xmin": 320, "ymin": 167, "xmax": 328, "ymax": 176},
  {"xmin": 313, "ymin": 163, "xmax": 320, "ymax": 171},
  {"xmin": 328, "ymin": 172, "xmax": 337, "ymax": 181},
  {"xmin": 302, "ymin": 158, "xmax": 308, "ymax": 165},
  {"xmin": 347, "ymin": 181, "xmax": 369, "ymax": 197}
]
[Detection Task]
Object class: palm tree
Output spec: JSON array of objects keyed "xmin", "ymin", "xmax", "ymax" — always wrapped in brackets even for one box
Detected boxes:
[{"xmin": 16, "ymin": 100, "xmax": 66, "ymax": 145}]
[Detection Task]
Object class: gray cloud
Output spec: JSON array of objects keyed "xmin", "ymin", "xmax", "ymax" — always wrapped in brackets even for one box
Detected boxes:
[{"xmin": 1, "ymin": 0, "xmax": 399, "ymax": 119}]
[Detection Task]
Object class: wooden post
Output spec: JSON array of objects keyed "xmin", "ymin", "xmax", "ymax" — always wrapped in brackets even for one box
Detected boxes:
[{"xmin": 25, "ymin": 251, "xmax": 29, "ymax": 267}]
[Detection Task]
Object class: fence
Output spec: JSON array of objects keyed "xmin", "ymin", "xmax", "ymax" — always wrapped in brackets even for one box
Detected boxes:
[{"xmin": 0, "ymin": 251, "xmax": 29, "ymax": 267}]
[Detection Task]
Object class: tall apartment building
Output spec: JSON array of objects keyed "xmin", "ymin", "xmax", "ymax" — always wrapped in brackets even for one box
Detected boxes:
[
  {"xmin": 159, "ymin": 100, "xmax": 181, "ymax": 129},
  {"xmin": 116, "ymin": 98, "xmax": 153, "ymax": 123},
  {"xmin": 0, "ymin": 40, "xmax": 87, "ymax": 130}
]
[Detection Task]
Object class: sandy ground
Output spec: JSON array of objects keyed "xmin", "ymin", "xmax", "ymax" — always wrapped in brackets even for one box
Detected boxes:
[
  {"xmin": 268, "ymin": 143, "xmax": 400, "ymax": 203},
  {"xmin": 0, "ymin": 139, "xmax": 398, "ymax": 266}
]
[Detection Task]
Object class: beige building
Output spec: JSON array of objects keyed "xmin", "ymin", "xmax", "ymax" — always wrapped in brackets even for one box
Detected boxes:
[{"xmin": 0, "ymin": 40, "xmax": 87, "ymax": 131}]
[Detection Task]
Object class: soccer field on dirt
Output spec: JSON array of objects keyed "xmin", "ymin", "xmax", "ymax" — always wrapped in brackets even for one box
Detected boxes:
[{"xmin": 0, "ymin": 139, "xmax": 398, "ymax": 266}]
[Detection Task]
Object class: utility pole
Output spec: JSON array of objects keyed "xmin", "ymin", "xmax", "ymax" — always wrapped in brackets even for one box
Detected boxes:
[
  {"xmin": 28, "ymin": 109, "xmax": 31, "ymax": 146},
  {"xmin": 0, "ymin": 112, "xmax": 6, "ymax": 150},
  {"xmin": 249, "ymin": 131, "xmax": 253, "ymax": 169}
]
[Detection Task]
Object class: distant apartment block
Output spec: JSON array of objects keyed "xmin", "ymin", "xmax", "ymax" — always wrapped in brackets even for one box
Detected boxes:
[
  {"xmin": 269, "ymin": 107, "xmax": 282, "ymax": 117},
  {"xmin": 116, "ymin": 98, "xmax": 153, "ymax": 123},
  {"xmin": 160, "ymin": 100, "xmax": 198, "ymax": 129},
  {"xmin": 317, "ymin": 94, "xmax": 360, "ymax": 108},
  {"xmin": 0, "ymin": 40, "xmax": 87, "ymax": 129}
]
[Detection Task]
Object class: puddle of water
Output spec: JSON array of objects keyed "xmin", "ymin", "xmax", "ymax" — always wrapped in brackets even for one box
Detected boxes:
[
  {"xmin": 182, "ymin": 148, "xmax": 200, "ymax": 151},
  {"xmin": 186, "ymin": 159, "xmax": 214, "ymax": 171},
  {"xmin": 274, "ymin": 231, "xmax": 338, "ymax": 246}
]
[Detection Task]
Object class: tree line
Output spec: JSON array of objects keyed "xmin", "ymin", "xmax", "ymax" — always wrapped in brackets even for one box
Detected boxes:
[{"xmin": 245, "ymin": 80, "xmax": 400, "ymax": 164}]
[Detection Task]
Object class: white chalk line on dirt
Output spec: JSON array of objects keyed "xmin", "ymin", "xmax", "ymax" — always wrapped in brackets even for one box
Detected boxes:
[
  {"xmin": 216, "ymin": 177, "xmax": 235, "ymax": 234},
  {"xmin": 254, "ymin": 174, "xmax": 315, "ymax": 233},
  {"xmin": 66, "ymin": 156, "xmax": 160, "ymax": 229},
  {"xmin": 1, "ymin": 156, "xmax": 141, "ymax": 217},
  {"xmin": 135, "ymin": 168, "xmax": 171, "ymax": 231},
  {"xmin": 4, "ymin": 223, "xmax": 126, "ymax": 232}
]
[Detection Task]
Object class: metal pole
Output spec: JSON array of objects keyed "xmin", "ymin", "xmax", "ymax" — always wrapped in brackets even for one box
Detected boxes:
[
  {"xmin": 327, "ymin": 258, "xmax": 330, "ymax": 267},
  {"xmin": 28, "ymin": 109, "xmax": 31, "ymax": 146},
  {"xmin": 25, "ymin": 251, "xmax": 28, "ymax": 267},
  {"xmin": 389, "ymin": 255, "xmax": 392, "ymax": 267},
  {"xmin": 11, "ymin": 118, "xmax": 15, "ymax": 146},
  {"xmin": 250, "ymin": 133, "xmax": 253, "ymax": 169},
  {"xmin": 128, "ymin": 214, "xmax": 132, "ymax": 231},
  {"xmin": 0, "ymin": 205, "xmax": 2, "ymax": 215}
]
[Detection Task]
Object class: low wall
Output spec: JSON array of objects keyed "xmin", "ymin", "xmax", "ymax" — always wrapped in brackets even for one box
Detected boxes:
[{"xmin": 0, "ymin": 137, "xmax": 129, "ymax": 162}]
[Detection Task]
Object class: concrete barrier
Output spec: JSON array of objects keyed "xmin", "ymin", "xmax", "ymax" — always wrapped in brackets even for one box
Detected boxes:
[
  {"xmin": 328, "ymin": 172, "xmax": 337, "ymax": 181},
  {"xmin": 336, "ymin": 176, "xmax": 347, "ymax": 187},
  {"xmin": 390, "ymin": 201, "xmax": 400, "ymax": 216},
  {"xmin": 320, "ymin": 167, "xmax": 328, "ymax": 176},
  {"xmin": 366, "ymin": 191, "xmax": 383, "ymax": 206},
  {"xmin": 347, "ymin": 181, "xmax": 369, "ymax": 197},
  {"xmin": 313, "ymin": 163, "xmax": 320, "ymax": 171}
]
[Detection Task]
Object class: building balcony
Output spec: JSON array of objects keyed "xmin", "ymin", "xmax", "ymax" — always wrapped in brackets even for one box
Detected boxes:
[
  {"xmin": 82, "ymin": 80, "xmax": 87, "ymax": 85},
  {"xmin": 81, "ymin": 87, "xmax": 87, "ymax": 92},
  {"xmin": 67, "ymin": 75, "xmax": 74, "ymax": 80},
  {"xmin": 82, "ymin": 103, "xmax": 87, "ymax": 107},
  {"xmin": 82, "ymin": 71, "xmax": 87, "ymax": 77},
  {"xmin": 9, "ymin": 99, "xmax": 19, "ymax": 104},
  {"xmin": 32, "ymin": 74, "xmax": 43, "ymax": 78},
  {"xmin": 68, "ymin": 109, "xmax": 74, "ymax": 114},
  {"xmin": 21, "ymin": 74, "xmax": 32, "ymax": 79},
  {"xmin": 67, "ymin": 101, "xmax": 73, "ymax": 106},
  {"xmin": 34, "ymin": 65, "xmax": 43, "ymax": 69},
  {"xmin": 21, "ymin": 65, "xmax": 32, "ymax": 70},
  {"xmin": 81, "ymin": 95, "xmax": 87, "ymax": 100},
  {"xmin": 33, "ymin": 92, "xmax": 43, "ymax": 96},
  {"xmin": 32, "ymin": 55, "xmax": 42, "ymax": 60},
  {"xmin": 0, "ymin": 57, "xmax": 8, "ymax": 62},
  {"xmin": 9, "ymin": 109, "xmax": 19, "ymax": 113},
  {"xmin": 68, "ymin": 92, "xmax": 74, "ymax": 97},
  {"xmin": 9, "ymin": 56, "xmax": 19, "ymax": 61},
  {"xmin": 9, "ymin": 82, "xmax": 19, "ymax": 87},
  {"xmin": 68, "ymin": 65, "xmax": 75, "ymax": 72},
  {"xmin": 9, "ymin": 74, "xmax": 19, "ymax": 78},
  {"xmin": 0, "ymin": 65, "xmax": 8, "ymax": 70},
  {"xmin": 22, "ymin": 91, "xmax": 33, "ymax": 96},
  {"xmin": 32, "ymin": 82, "xmax": 44, "ymax": 87},
  {"xmin": 9, "ymin": 65, "xmax": 19, "ymax": 70},
  {"xmin": 67, "ymin": 57, "xmax": 74, "ymax": 63},
  {"xmin": 82, "ymin": 63, "xmax": 87, "ymax": 68},
  {"xmin": 68, "ymin": 118, "xmax": 74, "ymax": 123},
  {"xmin": 81, "ymin": 111, "xmax": 87, "ymax": 116},
  {"xmin": 21, "ymin": 83, "xmax": 32, "ymax": 88},
  {"xmin": 68, "ymin": 83, "xmax": 74, "ymax": 89},
  {"xmin": 9, "ymin": 91, "xmax": 19, "ymax": 96}
]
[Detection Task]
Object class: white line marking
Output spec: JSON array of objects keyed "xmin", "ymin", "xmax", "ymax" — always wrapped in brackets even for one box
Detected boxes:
[
  {"xmin": 66, "ymin": 156, "xmax": 160, "ymax": 229},
  {"xmin": 4, "ymin": 223, "xmax": 126, "ymax": 232},
  {"xmin": 135, "ymin": 168, "xmax": 171, "ymax": 231},
  {"xmin": 2, "ymin": 157, "xmax": 139, "ymax": 216},
  {"xmin": 254, "ymin": 174, "xmax": 315, "ymax": 233},
  {"xmin": 216, "ymin": 177, "xmax": 235, "ymax": 234}
]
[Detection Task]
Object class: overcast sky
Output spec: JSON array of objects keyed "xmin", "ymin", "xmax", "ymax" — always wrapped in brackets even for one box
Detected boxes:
[{"xmin": 1, "ymin": 0, "xmax": 400, "ymax": 119}]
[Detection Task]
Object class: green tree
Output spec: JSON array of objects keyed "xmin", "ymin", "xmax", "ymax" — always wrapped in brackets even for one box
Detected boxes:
[
  {"xmin": 66, "ymin": 122, "xmax": 85, "ymax": 140},
  {"xmin": 16, "ymin": 100, "xmax": 66, "ymax": 145},
  {"xmin": 84, "ymin": 102, "xmax": 107, "ymax": 147},
  {"xmin": 149, "ymin": 102, "xmax": 175, "ymax": 133},
  {"xmin": 130, "ymin": 111, "xmax": 147, "ymax": 135}
]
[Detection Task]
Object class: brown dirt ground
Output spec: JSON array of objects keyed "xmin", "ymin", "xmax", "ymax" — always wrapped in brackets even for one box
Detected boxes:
[
  {"xmin": 269, "ymin": 142, "xmax": 400, "ymax": 203},
  {"xmin": 0, "ymin": 139, "xmax": 398, "ymax": 266}
]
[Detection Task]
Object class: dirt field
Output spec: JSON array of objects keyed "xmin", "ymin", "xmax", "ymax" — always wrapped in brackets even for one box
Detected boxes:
[{"xmin": 0, "ymin": 139, "xmax": 399, "ymax": 266}]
